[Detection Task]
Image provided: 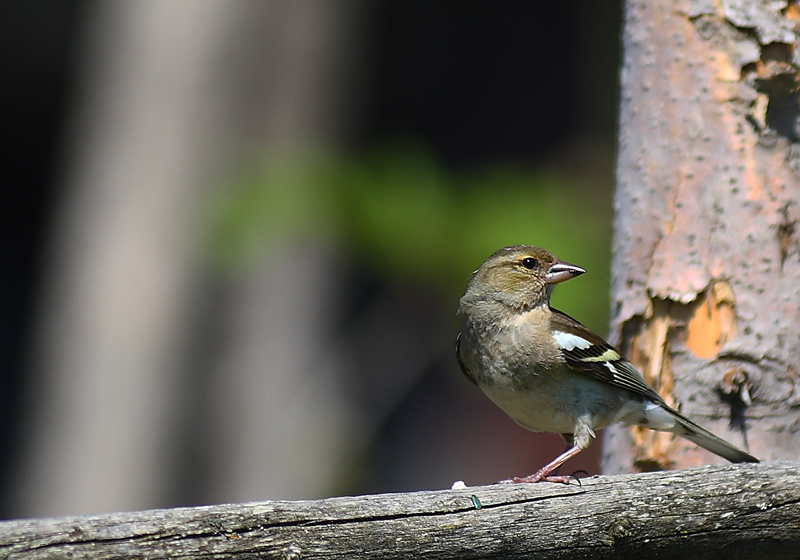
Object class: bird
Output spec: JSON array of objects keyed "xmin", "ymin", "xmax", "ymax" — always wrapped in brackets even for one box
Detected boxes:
[{"xmin": 455, "ymin": 245, "xmax": 758, "ymax": 483}]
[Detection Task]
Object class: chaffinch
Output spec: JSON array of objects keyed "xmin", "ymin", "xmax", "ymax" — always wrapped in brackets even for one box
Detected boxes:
[{"xmin": 456, "ymin": 245, "xmax": 758, "ymax": 483}]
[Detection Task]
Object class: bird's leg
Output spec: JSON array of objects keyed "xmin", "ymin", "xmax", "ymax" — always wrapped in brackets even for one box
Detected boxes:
[
  {"xmin": 548, "ymin": 433, "xmax": 575, "ymax": 476},
  {"xmin": 499, "ymin": 445, "xmax": 584, "ymax": 484}
]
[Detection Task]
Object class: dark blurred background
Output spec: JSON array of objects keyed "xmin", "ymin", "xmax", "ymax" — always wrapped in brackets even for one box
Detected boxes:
[{"xmin": 0, "ymin": 0, "xmax": 621, "ymax": 518}]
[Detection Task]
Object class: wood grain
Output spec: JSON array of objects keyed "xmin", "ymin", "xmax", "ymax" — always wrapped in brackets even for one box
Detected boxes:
[{"xmin": 0, "ymin": 462, "xmax": 798, "ymax": 559}]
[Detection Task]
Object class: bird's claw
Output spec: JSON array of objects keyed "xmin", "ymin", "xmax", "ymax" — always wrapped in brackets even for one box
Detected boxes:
[{"xmin": 496, "ymin": 471, "xmax": 585, "ymax": 486}]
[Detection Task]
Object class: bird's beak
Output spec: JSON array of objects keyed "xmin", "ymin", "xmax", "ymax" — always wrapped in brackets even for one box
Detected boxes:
[{"xmin": 545, "ymin": 260, "xmax": 585, "ymax": 284}]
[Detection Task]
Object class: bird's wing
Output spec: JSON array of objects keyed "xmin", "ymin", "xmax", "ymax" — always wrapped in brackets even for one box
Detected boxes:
[
  {"xmin": 549, "ymin": 308, "xmax": 758, "ymax": 463},
  {"xmin": 549, "ymin": 308, "xmax": 664, "ymax": 403},
  {"xmin": 455, "ymin": 332, "xmax": 478, "ymax": 385}
]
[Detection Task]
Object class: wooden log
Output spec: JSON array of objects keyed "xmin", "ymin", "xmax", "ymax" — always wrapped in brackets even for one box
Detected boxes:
[{"xmin": 0, "ymin": 462, "xmax": 798, "ymax": 559}]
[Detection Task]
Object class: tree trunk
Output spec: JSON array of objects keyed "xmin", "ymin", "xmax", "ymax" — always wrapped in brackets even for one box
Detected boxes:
[
  {"xmin": 605, "ymin": 0, "xmax": 800, "ymax": 473},
  {"xmin": 11, "ymin": 0, "xmax": 367, "ymax": 517}
]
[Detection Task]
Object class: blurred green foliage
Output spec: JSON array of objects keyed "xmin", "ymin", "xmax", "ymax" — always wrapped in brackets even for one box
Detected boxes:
[{"xmin": 205, "ymin": 143, "xmax": 613, "ymax": 332}]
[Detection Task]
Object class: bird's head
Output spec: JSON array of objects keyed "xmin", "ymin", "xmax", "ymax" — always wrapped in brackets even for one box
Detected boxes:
[{"xmin": 460, "ymin": 245, "xmax": 585, "ymax": 311}]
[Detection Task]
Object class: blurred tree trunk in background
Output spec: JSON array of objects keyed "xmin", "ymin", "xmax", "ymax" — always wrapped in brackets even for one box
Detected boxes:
[
  {"xmin": 9, "ymin": 0, "xmax": 367, "ymax": 517},
  {"xmin": 605, "ymin": 0, "xmax": 800, "ymax": 473},
  {"xmin": 186, "ymin": 0, "xmax": 370, "ymax": 507}
]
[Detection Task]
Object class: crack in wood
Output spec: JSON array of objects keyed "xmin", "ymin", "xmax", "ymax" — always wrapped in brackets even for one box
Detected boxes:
[{"xmin": 2, "ymin": 463, "xmax": 799, "ymax": 559}]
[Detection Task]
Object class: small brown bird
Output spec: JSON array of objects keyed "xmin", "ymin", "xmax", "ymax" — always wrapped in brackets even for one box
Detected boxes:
[{"xmin": 456, "ymin": 245, "xmax": 758, "ymax": 483}]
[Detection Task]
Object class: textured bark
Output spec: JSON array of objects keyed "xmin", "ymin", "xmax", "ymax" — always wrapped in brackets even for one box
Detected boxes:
[
  {"xmin": 0, "ymin": 462, "xmax": 798, "ymax": 560},
  {"xmin": 606, "ymin": 0, "xmax": 800, "ymax": 473}
]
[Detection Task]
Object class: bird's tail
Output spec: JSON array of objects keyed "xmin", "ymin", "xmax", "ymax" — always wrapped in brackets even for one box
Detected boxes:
[{"xmin": 668, "ymin": 406, "xmax": 758, "ymax": 463}]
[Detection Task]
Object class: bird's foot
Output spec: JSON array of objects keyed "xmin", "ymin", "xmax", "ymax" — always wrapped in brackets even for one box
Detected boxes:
[
  {"xmin": 496, "ymin": 445, "xmax": 587, "ymax": 485},
  {"xmin": 497, "ymin": 470, "xmax": 584, "ymax": 485}
]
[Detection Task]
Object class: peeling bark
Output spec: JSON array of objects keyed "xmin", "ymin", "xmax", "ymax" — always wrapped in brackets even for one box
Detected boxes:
[{"xmin": 605, "ymin": 0, "xmax": 800, "ymax": 473}]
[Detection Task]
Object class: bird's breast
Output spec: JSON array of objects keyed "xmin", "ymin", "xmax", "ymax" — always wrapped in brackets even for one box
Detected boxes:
[{"xmin": 459, "ymin": 312, "xmax": 632, "ymax": 435}]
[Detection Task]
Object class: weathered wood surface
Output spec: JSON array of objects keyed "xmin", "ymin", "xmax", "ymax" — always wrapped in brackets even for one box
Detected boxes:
[{"xmin": 0, "ymin": 461, "xmax": 797, "ymax": 559}]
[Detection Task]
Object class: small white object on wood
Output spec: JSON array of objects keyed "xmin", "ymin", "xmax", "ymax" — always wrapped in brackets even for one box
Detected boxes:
[{"xmin": 0, "ymin": 462, "xmax": 798, "ymax": 559}]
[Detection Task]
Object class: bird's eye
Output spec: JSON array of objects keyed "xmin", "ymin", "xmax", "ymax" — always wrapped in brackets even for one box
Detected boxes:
[{"xmin": 521, "ymin": 257, "xmax": 538, "ymax": 269}]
